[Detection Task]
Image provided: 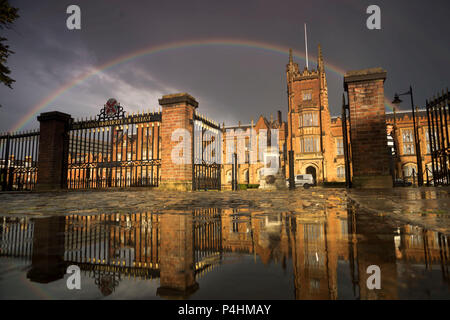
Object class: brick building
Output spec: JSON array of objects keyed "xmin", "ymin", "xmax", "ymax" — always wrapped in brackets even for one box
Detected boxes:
[{"xmin": 219, "ymin": 46, "xmax": 448, "ymax": 187}]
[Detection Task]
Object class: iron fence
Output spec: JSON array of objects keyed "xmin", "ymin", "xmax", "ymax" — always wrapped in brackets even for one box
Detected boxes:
[
  {"xmin": 67, "ymin": 112, "xmax": 161, "ymax": 189},
  {"xmin": 193, "ymin": 112, "xmax": 221, "ymax": 190},
  {"xmin": 0, "ymin": 131, "xmax": 40, "ymax": 191},
  {"xmin": 426, "ymin": 89, "xmax": 449, "ymax": 186}
]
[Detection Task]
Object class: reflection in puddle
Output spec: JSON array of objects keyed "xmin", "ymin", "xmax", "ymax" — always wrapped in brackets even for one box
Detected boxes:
[{"xmin": 0, "ymin": 205, "xmax": 449, "ymax": 299}]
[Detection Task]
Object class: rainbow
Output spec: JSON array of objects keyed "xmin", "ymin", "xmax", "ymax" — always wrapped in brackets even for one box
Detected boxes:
[{"xmin": 10, "ymin": 38, "xmax": 396, "ymax": 132}]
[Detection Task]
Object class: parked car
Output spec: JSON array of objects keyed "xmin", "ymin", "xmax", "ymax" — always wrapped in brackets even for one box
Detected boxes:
[{"xmin": 286, "ymin": 174, "xmax": 315, "ymax": 189}]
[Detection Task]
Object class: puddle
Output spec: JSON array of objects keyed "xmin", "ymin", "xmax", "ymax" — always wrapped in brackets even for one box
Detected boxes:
[{"xmin": 0, "ymin": 206, "xmax": 449, "ymax": 299}]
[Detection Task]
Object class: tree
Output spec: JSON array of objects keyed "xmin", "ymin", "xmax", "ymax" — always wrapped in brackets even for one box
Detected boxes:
[{"xmin": 0, "ymin": 0, "xmax": 19, "ymax": 89}]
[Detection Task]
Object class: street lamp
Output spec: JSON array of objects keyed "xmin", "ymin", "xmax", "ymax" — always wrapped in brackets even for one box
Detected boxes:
[{"xmin": 392, "ymin": 86, "xmax": 423, "ymax": 186}]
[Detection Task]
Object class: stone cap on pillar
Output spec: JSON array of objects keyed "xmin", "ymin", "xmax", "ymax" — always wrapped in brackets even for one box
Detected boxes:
[
  {"xmin": 37, "ymin": 111, "xmax": 72, "ymax": 123},
  {"xmin": 158, "ymin": 93, "xmax": 198, "ymax": 108},
  {"xmin": 344, "ymin": 67, "xmax": 387, "ymax": 90}
]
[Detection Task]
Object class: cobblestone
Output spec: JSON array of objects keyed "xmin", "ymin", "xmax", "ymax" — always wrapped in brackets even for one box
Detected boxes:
[{"xmin": 1, "ymin": 187, "xmax": 449, "ymax": 234}]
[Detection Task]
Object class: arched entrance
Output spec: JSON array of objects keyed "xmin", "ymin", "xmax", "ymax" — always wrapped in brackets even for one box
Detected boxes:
[{"xmin": 306, "ymin": 166, "xmax": 317, "ymax": 185}]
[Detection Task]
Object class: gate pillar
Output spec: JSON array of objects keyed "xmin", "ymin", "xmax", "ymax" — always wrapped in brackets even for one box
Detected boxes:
[
  {"xmin": 157, "ymin": 211, "xmax": 198, "ymax": 298},
  {"xmin": 344, "ymin": 68, "xmax": 392, "ymax": 188},
  {"xmin": 36, "ymin": 111, "xmax": 72, "ymax": 191},
  {"xmin": 27, "ymin": 216, "xmax": 66, "ymax": 283},
  {"xmin": 159, "ymin": 93, "xmax": 197, "ymax": 191}
]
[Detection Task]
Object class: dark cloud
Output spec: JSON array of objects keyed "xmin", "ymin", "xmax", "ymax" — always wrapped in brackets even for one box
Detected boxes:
[{"xmin": 0, "ymin": 0, "xmax": 449, "ymax": 131}]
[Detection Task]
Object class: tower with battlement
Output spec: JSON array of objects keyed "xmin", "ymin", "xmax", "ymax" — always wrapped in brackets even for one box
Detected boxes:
[{"xmin": 286, "ymin": 45, "xmax": 336, "ymax": 183}]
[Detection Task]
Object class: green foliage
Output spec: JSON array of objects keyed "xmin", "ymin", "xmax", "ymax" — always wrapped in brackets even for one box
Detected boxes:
[
  {"xmin": 238, "ymin": 184, "xmax": 260, "ymax": 190},
  {"xmin": 0, "ymin": 0, "xmax": 19, "ymax": 89}
]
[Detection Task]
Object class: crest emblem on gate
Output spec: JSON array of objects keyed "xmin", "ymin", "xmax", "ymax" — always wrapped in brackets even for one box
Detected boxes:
[{"xmin": 98, "ymin": 98, "xmax": 125, "ymax": 120}]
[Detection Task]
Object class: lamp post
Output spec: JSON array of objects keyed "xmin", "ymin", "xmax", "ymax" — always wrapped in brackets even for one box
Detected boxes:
[
  {"xmin": 392, "ymin": 85, "xmax": 423, "ymax": 186},
  {"xmin": 288, "ymin": 94, "xmax": 295, "ymax": 190}
]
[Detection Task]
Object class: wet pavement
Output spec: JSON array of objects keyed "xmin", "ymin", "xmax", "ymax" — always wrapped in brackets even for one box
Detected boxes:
[{"xmin": 0, "ymin": 187, "xmax": 449, "ymax": 299}]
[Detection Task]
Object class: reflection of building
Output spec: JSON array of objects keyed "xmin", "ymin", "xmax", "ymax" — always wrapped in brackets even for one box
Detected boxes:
[{"xmin": 1, "ymin": 206, "xmax": 448, "ymax": 299}]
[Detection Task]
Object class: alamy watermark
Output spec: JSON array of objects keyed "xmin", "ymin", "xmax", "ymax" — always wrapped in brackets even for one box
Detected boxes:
[
  {"xmin": 366, "ymin": 5, "xmax": 381, "ymax": 30},
  {"xmin": 66, "ymin": 265, "xmax": 81, "ymax": 290},
  {"xmin": 66, "ymin": 5, "xmax": 81, "ymax": 30}
]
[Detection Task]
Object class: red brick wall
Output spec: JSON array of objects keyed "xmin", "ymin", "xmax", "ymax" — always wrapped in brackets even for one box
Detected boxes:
[{"xmin": 344, "ymin": 69, "xmax": 392, "ymax": 187}]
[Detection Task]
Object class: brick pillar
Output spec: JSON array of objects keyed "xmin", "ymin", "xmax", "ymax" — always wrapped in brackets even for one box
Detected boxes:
[
  {"xmin": 159, "ymin": 93, "xmax": 197, "ymax": 191},
  {"xmin": 36, "ymin": 111, "xmax": 72, "ymax": 191},
  {"xmin": 157, "ymin": 211, "xmax": 198, "ymax": 298},
  {"xmin": 344, "ymin": 68, "xmax": 392, "ymax": 188}
]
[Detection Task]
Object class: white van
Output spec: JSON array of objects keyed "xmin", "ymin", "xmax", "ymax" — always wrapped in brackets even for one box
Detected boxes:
[{"xmin": 286, "ymin": 174, "xmax": 315, "ymax": 189}]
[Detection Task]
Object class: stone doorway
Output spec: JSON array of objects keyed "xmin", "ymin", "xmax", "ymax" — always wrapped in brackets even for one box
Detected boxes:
[{"xmin": 306, "ymin": 166, "xmax": 317, "ymax": 185}]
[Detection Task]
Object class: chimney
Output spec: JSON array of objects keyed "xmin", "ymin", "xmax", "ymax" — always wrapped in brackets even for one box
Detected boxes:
[{"xmin": 278, "ymin": 110, "xmax": 282, "ymax": 124}]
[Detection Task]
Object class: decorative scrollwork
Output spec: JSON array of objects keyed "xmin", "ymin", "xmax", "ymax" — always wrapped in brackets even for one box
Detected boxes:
[{"xmin": 97, "ymin": 98, "xmax": 126, "ymax": 121}]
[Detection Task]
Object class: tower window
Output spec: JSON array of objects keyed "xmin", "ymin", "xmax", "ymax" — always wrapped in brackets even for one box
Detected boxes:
[
  {"xmin": 300, "ymin": 112, "xmax": 319, "ymax": 127},
  {"xmin": 302, "ymin": 90, "xmax": 312, "ymax": 101},
  {"xmin": 300, "ymin": 136, "xmax": 320, "ymax": 153}
]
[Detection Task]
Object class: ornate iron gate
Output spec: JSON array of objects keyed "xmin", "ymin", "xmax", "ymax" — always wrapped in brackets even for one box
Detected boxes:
[
  {"xmin": 193, "ymin": 112, "xmax": 221, "ymax": 190},
  {"xmin": 0, "ymin": 131, "xmax": 40, "ymax": 191},
  {"xmin": 67, "ymin": 100, "xmax": 161, "ymax": 189},
  {"xmin": 426, "ymin": 89, "xmax": 449, "ymax": 186}
]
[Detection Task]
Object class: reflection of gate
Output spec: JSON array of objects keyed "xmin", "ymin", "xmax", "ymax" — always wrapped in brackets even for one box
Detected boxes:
[
  {"xmin": 426, "ymin": 90, "xmax": 449, "ymax": 186},
  {"xmin": 193, "ymin": 208, "xmax": 222, "ymax": 275},
  {"xmin": 67, "ymin": 104, "xmax": 161, "ymax": 189},
  {"xmin": 193, "ymin": 113, "xmax": 221, "ymax": 191},
  {"xmin": 0, "ymin": 131, "xmax": 40, "ymax": 191}
]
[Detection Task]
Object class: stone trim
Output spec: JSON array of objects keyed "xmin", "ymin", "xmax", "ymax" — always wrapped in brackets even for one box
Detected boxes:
[
  {"xmin": 158, "ymin": 93, "xmax": 198, "ymax": 108},
  {"xmin": 344, "ymin": 68, "xmax": 387, "ymax": 90}
]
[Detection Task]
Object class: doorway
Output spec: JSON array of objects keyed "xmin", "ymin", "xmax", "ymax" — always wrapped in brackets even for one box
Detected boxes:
[{"xmin": 306, "ymin": 166, "xmax": 317, "ymax": 185}]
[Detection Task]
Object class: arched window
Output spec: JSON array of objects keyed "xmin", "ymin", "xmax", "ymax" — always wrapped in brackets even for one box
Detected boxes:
[
  {"xmin": 244, "ymin": 169, "xmax": 249, "ymax": 183},
  {"xmin": 226, "ymin": 170, "xmax": 232, "ymax": 183},
  {"xmin": 256, "ymin": 169, "xmax": 263, "ymax": 182},
  {"xmin": 403, "ymin": 164, "xmax": 417, "ymax": 178}
]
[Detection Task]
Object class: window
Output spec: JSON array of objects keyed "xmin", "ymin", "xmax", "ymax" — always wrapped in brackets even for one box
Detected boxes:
[
  {"xmin": 142, "ymin": 149, "xmax": 147, "ymax": 160},
  {"xmin": 304, "ymin": 224, "xmax": 324, "ymax": 242},
  {"xmin": 425, "ymin": 129, "xmax": 437, "ymax": 154},
  {"xmin": 117, "ymin": 153, "xmax": 122, "ymax": 161},
  {"xmin": 403, "ymin": 164, "xmax": 417, "ymax": 177},
  {"xmin": 337, "ymin": 166, "xmax": 345, "ymax": 179},
  {"xmin": 244, "ymin": 170, "xmax": 249, "ymax": 183},
  {"xmin": 226, "ymin": 170, "xmax": 232, "ymax": 183},
  {"xmin": 300, "ymin": 112, "xmax": 318, "ymax": 127},
  {"xmin": 402, "ymin": 129, "xmax": 415, "ymax": 155},
  {"xmin": 300, "ymin": 136, "xmax": 320, "ymax": 153},
  {"xmin": 302, "ymin": 90, "xmax": 312, "ymax": 101},
  {"xmin": 257, "ymin": 169, "xmax": 263, "ymax": 181},
  {"xmin": 336, "ymin": 138, "xmax": 344, "ymax": 156},
  {"xmin": 127, "ymin": 152, "xmax": 132, "ymax": 161}
]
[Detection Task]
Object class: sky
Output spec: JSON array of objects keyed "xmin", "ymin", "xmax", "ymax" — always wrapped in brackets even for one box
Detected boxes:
[{"xmin": 0, "ymin": 0, "xmax": 449, "ymax": 132}]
